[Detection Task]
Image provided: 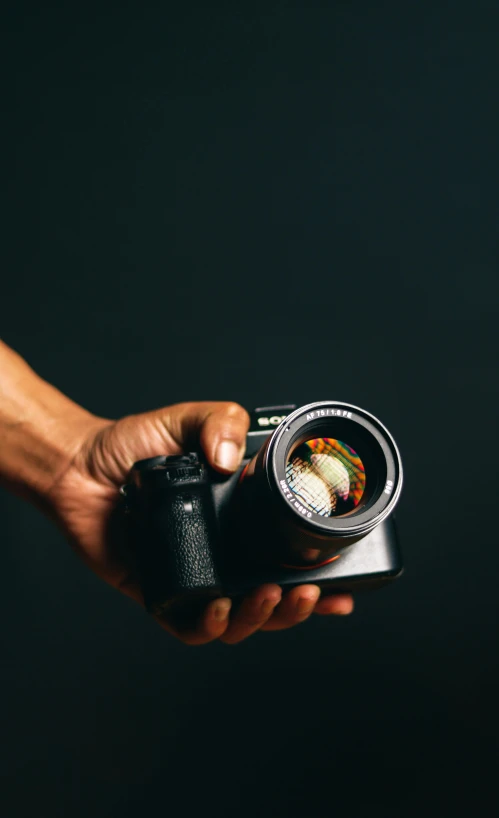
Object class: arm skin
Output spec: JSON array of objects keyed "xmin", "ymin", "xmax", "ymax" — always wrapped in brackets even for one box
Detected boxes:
[
  {"xmin": 0, "ymin": 340, "xmax": 107, "ymax": 506},
  {"xmin": 0, "ymin": 339, "xmax": 353, "ymax": 645}
]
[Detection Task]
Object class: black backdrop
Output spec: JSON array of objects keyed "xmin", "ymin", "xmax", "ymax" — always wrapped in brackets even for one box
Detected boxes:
[{"xmin": 1, "ymin": 2, "xmax": 498, "ymax": 816}]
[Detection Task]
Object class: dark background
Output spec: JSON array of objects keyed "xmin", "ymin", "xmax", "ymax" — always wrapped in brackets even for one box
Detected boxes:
[{"xmin": 1, "ymin": 2, "xmax": 498, "ymax": 816}]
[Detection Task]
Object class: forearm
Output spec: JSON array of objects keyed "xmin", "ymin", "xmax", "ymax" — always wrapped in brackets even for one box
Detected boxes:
[{"xmin": 0, "ymin": 340, "xmax": 102, "ymax": 506}]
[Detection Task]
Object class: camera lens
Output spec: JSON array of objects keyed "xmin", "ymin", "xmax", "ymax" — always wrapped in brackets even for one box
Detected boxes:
[
  {"xmin": 254, "ymin": 401, "xmax": 403, "ymax": 547},
  {"xmin": 286, "ymin": 437, "xmax": 366, "ymax": 517}
]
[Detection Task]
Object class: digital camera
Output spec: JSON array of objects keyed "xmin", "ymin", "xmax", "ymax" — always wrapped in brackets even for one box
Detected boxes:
[{"xmin": 123, "ymin": 402, "xmax": 403, "ymax": 621}]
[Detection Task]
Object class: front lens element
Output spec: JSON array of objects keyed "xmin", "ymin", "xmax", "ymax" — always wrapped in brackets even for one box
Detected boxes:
[{"xmin": 286, "ymin": 438, "xmax": 366, "ymax": 517}]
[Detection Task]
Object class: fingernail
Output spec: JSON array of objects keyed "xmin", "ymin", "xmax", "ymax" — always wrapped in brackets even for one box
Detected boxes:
[
  {"xmin": 213, "ymin": 600, "xmax": 232, "ymax": 621},
  {"xmin": 334, "ymin": 605, "xmax": 353, "ymax": 616},
  {"xmin": 261, "ymin": 598, "xmax": 278, "ymax": 617},
  {"xmin": 297, "ymin": 593, "xmax": 320, "ymax": 615},
  {"xmin": 215, "ymin": 440, "xmax": 242, "ymax": 472}
]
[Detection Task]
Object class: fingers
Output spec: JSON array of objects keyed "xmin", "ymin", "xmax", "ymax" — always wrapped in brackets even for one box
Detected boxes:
[
  {"xmin": 154, "ymin": 598, "xmax": 233, "ymax": 647},
  {"xmin": 313, "ymin": 593, "xmax": 354, "ymax": 616},
  {"xmin": 259, "ymin": 584, "xmax": 321, "ymax": 631},
  {"xmin": 150, "ymin": 587, "xmax": 353, "ymax": 646},
  {"xmin": 218, "ymin": 584, "xmax": 282, "ymax": 645},
  {"xmin": 261, "ymin": 588, "xmax": 354, "ymax": 631}
]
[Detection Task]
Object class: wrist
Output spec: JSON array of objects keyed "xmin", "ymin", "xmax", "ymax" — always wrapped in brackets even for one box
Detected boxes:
[{"xmin": 0, "ymin": 341, "xmax": 109, "ymax": 507}]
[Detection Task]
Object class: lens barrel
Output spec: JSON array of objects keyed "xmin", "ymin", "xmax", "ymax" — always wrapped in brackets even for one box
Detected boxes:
[{"xmin": 244, "ymin": 401, "xmax": 403, "ymax": 561}]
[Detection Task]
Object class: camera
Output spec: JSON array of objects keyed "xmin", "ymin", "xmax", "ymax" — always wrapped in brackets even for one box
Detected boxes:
[{"xmin": 123, "ymin": 401, "xmax": 403, "ymax": 621}]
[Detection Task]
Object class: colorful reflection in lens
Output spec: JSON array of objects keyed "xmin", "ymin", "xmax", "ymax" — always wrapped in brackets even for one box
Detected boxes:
[{"xmin": 286, "ymin": 438, "xmax": 366, "ymax": 517}]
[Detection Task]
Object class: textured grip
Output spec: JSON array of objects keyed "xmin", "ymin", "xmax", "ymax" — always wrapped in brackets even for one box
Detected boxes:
[{"xmin": 129, "ymin": 465, "xmax": 222, "ymax": 616}]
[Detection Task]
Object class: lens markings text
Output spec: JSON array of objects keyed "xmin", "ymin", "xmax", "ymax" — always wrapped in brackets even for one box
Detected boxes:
[
  {"xmin": 279, "ymin": 479, "xmax": 313, "ymax": 518},
  {"xmin": 306, "ymin": 409, "xmax": 352, "ymax": 420}
]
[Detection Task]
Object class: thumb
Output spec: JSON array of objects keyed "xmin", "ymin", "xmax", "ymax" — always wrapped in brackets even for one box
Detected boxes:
[
  {"xmin": 159, "ymin": 401, "xmax": 251, "ymax": 473},
  {"xmin": 91, "ymin": 401, "xmax": 250, "ymax": 486}
]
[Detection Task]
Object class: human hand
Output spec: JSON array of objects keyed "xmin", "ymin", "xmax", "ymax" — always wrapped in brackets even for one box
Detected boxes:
[{"xmin": 47, "ymin": 401, "xmax": 354, "ymax": 644}]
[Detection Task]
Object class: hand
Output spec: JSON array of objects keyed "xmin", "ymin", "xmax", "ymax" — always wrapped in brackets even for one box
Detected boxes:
[{"xmin": 48, "ymin": 401, "xmax": 354, "ymax": 645}]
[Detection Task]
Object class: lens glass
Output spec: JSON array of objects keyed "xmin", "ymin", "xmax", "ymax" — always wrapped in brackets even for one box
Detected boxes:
[{"xmin": 286, "ymin": 438, "xmax": 366, "ymax": 517}]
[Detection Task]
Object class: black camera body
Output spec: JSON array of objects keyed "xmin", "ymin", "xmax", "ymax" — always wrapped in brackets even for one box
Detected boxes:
[{"xmin": 124, "ymin": 402, "xmax": 404, "ymax": 619}]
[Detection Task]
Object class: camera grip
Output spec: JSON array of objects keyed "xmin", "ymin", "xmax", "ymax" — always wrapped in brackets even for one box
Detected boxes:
[{"xmin": 130, "ymin": 482, "xmax": 222, "ymax": 618}]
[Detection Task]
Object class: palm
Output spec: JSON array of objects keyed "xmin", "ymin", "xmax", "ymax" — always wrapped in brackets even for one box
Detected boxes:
[{"xmin": 50, "ymin": 415, "xmax": 182, "ymax": 603}]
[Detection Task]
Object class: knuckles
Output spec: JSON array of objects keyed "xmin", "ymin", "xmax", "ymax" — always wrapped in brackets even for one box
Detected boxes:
[
  {"xmin": 211, "ymin": 402, "xmax": 250, "ymax": 435},
  {"xmin": 220, "ymin": 402, "xmax": 250, "ymax": 425}
]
